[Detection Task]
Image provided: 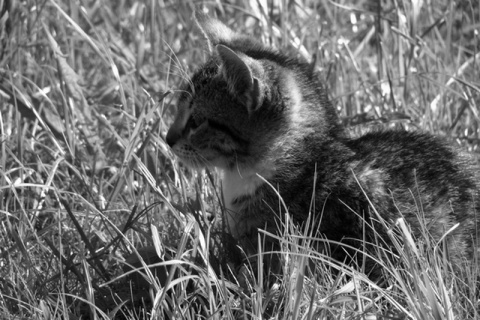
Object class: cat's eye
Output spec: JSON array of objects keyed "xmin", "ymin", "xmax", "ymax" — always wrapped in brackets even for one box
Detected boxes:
[
  {"xmin": 185, "ymin": 116, "xmax": 198, "ymax": 130},
  {"xmin": 185, "ymin": 115, "xmax": 206, "ymax": 132}
]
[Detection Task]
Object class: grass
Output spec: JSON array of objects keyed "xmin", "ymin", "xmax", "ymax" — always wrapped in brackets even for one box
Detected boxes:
[{"xmin": 0, "ymin": 0, "xmax": 479, "ymax": 319}]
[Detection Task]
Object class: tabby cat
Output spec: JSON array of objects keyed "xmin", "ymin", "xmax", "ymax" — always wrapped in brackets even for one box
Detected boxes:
[{"xmin": 166, "ymin": 11, "xmax": 480, "ymax": 276}]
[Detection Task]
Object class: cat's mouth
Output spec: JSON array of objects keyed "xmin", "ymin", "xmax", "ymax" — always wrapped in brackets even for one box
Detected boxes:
[
  {"xmin": 170, "ymin": 142, "xmax": 204, "ymax": 169},
  {"xmin": 170, "ymin": 139, "xmax": 229, "ymax": 170}
]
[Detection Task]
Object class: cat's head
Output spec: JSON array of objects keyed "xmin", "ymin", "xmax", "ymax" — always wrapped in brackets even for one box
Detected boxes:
[{"xmin": 166, "ymin": 11, "xmax": 340, "ymax": 172}]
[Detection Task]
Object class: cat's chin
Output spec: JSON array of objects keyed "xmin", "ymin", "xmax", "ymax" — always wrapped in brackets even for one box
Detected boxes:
[
  {"xmin": 176, "ymin": 156, "xmax": 224, "ymax": 171},
  {"xmin": 172, "ymin": 156, "xmax": 203, "ymax": 170}
]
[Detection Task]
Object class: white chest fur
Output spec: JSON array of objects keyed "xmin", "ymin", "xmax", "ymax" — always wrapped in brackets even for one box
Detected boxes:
[
  {"xmin": 220, "ymin": 168, "xmax": 268, "ymax": 238},
  {"xmin": 222, "ymin": 169, "xmax": 263, "ymax": 207}
]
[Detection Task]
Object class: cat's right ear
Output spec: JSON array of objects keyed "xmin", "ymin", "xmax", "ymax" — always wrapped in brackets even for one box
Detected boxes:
[{"xmin": 194, "ymin": 10, "xmax": 235, "ymax": 52}]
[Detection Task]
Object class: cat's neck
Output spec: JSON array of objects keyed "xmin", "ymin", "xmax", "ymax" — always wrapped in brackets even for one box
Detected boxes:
[
  {"xmin": 220, "ymin": 165, "xmax": 274, "ymax": 238},
  {"xmin": 220, "ymin": 166, "xmax": 272, "ymax": 209},
  {"xmin": 220, "ymin": 134, "xmax": 345, "ymax": 208}
]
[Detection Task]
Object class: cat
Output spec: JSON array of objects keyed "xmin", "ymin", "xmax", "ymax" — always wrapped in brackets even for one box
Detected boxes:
[{"xmin": 166, "ymin": 11, "xmax": 480, "ymax": 278}]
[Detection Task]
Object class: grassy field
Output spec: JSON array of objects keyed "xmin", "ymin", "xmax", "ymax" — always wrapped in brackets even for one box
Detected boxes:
[{"xmin": 0, "ymin": 0, "xmax": 479, "ymax": 319}]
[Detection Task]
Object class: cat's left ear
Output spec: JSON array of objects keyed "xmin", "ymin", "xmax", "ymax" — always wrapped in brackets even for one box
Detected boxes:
[
  {"xmin": 216, "ymin": 44, "xmax": 264, "ymax": 115},
  {"xmin": 194, "ymin": 10, "xmax": 235, "ymax": 52}
]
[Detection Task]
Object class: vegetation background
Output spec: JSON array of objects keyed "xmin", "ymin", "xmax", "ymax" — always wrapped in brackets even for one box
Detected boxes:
[{"xmin": 0, "ymin": 0, "xmax": 479, "ymax": 319}]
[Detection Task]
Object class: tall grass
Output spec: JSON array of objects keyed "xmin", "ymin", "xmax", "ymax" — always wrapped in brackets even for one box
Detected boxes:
[{"xmin": 0, "ymin": 0, "xmax": 479, "ymax": 319}]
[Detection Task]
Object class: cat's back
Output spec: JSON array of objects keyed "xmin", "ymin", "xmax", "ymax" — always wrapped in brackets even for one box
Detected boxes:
[
  {"xmin": 347, "ymin": 130, "xmax": 479, "ymax": 188},
  {"xmin": 343, "ymin": 130, "xmax": 480, "ymax": 260}
]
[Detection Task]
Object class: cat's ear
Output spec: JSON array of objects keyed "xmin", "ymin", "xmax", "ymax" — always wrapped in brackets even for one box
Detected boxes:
[
  {"xmin": 216, "ymin": 44, "xmax": 264, "ymax": 115},
  {"xmin": 194, "ymin": 10, "xmax": 235, "ymax": 52}
]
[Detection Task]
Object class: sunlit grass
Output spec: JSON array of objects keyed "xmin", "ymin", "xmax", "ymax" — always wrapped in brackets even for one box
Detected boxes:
[{"xmin": 0, "ymin": 0, "xmax": 479, "ymax": 319}]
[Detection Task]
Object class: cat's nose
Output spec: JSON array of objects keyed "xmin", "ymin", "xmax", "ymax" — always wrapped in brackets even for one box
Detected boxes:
[{"xmin": 166, "ymin": 128, "xmax": 180, "ymax": 147}]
